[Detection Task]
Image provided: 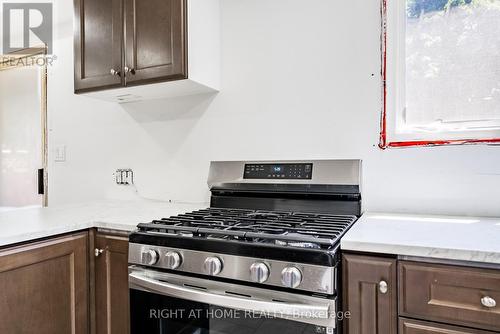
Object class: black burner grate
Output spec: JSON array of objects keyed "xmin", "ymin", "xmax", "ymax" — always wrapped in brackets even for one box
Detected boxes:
[{"xmin": 137, "ymin": 208, "xmax": 357, "ymax": 249}]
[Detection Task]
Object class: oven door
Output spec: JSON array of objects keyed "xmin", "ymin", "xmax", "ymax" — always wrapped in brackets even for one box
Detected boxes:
[{"xmin": 129, "ymin": 266, "xmax": 337, "ymax": 334}]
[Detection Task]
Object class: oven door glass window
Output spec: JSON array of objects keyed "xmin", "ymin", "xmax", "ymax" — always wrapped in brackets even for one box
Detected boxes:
[
  {"xmin": 131, "ymin": 290, "xmax": 331, "ymax": 334},
  {"xmin": 129, "ymin": 268, "xmax": 337, "ymax": 334}
]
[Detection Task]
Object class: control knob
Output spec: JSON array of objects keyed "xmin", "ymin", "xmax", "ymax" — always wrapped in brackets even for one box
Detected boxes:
[
  {"xmin": 141, "ymin": 249, "xmax": 159, "ymax": 266},
  {"xmin": 204, "ymin": 256, "xmax": 223, "ymax": 276},
  {"xmin": 250, "ymin": 262, "xmax": 270, "ymax": 283},
  {"xmin": 165, "ymin": 251, "xmax": 182, "ymax": 270},
  {"xmin": 281, "ymin": 267, "xmax": 302, "ymax": 288}
]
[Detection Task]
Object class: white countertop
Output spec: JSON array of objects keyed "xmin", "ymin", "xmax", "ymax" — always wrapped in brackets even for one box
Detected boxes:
[
  {"xmin": 4, "ymin": 205, "xmax": 499, "ymax": 266},
  {"xmin": 341, "ymin": 212, "xmax": 500, "ymax": 265},
  {"xmin": 0, "ymin": 200, "xmax": 207, "ymax": 247}
]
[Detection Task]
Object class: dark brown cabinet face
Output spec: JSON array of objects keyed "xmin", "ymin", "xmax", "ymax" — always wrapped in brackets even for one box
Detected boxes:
[
  {"xmin": 342, "ymin": 254, "xmax": 397, "ymax": 334},
  {"xmin": 399, "ymin": 318, "xmax": 497, "ymax": 334},
  {"xmin": 124, "ymin": 0, "xmax": 187, "ymax": 85},
  {"xmin": 74, "ymin": 0, "xmax": 187, "ymax": 93},
  {"xmin": 0, "ymin": 232, "xmax": 89, "ymax": 334},
  {"xmin": 74, "ymin": 0, "xmax": 124, "ymax": 92},
  {"xmin": 94, "ymin": 232, "xmax": 130, "ymax": 334},
  {"xmin": 399, "ymin": 261, "xmax": 500, "ymax": 332}
]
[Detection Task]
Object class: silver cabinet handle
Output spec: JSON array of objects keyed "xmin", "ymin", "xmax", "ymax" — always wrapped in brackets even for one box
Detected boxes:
[
  {"xmin": 129, "ymin": 272, "xmax": 331, "ymax": 320},
  {"xmin": 379, "ymin": 280, "xmax": 388, "ymax": 294},
  {"xmin": 481, "ymin": 296, "xmax": 497, "ymax": 308},
  {"xmin": 110, "ymin": 69, "xmax": 121, "ymax": 76},
  {"xmin": 95, "ymin": 248, "xmax": 104, "ymax": 257},
  {"xmin": 124, "ymin": 66, "xmax": 135, "ymax": 75}
]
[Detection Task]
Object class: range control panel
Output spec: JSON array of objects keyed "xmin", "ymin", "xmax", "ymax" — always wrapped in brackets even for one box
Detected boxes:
[{"xmin": 244, "ymin": 163, "xmax": 313, "ymax": 180}]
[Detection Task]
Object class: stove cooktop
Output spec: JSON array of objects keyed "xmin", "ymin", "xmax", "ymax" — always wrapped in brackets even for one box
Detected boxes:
[{"xmin": 135, "ymin": 208, "xmax": 357, "ymax": 250}]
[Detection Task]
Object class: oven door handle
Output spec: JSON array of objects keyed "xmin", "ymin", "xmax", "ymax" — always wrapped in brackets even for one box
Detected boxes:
[{"xmin": 129, "ymin": 272, "xmax": 333, "ymax": 321}]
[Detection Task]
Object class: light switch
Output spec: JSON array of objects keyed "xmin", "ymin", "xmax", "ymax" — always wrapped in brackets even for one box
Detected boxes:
[{"xmin": 54, "ymin": 145, "xmax": 66, "ymax": 162}]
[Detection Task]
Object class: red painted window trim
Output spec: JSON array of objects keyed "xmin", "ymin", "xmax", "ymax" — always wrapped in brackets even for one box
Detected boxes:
[{"xmin": 378, "ymin": 0, "xmax": 500, "ymax": 149}]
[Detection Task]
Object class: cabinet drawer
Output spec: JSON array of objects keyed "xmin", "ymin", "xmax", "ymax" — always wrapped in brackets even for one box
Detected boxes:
[
  {"xmin": 399, "ymin": 318, "xmax": 497, "ymax": 334},
  {"xmin": 399, "ymin": 262, "xmax": 500, "ymax": 331}
]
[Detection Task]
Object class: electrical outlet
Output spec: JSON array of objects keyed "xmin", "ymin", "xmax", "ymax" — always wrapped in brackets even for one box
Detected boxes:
[{"xmin": 115, "ymin": 169, "xmax": 134, "ymax": 185}]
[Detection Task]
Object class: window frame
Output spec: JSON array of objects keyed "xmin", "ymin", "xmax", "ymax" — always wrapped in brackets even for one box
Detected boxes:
[{"xmin": 379, "ymin": 0, "xmax": 500, "ymax": 149}]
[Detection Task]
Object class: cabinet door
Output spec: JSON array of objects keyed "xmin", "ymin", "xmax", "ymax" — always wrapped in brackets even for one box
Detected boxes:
[
  {"xmin": 0, "ymin": 232, "xmax": 89, "ymax": 334},
  {"xmin": 343, "ymin": 254, "xmax": 397, "ymax": 334},
  {"xmin": 124, "ymin": 0, "xmax": 187, "ymax": 85},
  {"xmin": 95, "ymin": 232, "xmax": 130, "ymax": 334},
  {"xmin": 74, "ymin": 0, "xmax": 124, "ymax": 92}
]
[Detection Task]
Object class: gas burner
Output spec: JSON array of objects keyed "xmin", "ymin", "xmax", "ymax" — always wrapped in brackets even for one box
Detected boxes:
[
  {"xmin": 244, "ymin": 212, "xmax": 286, "ymax": 220},
  {"xmin": 275, "ymin": 234, "xmax": 322, "ymax": 249},
  {"xmin": 136, "ymin": 207, "xmax": 357, "ymax": 250}
]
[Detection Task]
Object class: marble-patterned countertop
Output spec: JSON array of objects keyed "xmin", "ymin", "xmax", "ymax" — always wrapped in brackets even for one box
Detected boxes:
[
  {"xmin": 341, "ymin": 212, "xmax": 500, "ymax": 265},
  {"xmin": 0, "ymin": 200, "xmax": 207, "ymax": 247},
  {"xmin": 4, "ymin": 205, "xmax": 499, "ymax": 266}
]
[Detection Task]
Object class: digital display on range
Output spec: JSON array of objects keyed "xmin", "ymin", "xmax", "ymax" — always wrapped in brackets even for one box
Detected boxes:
[
  {"xmin": 244, "ymin": 163, "xmax": 313, "ymax": 180},
  {"xmin": 272, "ymin": 166, "xmax": 283, "ymax": 173}
]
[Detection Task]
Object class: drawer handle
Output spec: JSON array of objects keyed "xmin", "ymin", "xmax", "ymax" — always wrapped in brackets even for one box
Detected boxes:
[
  {"xmin": 481, "ymin": 296, "xmax": 496, "ymax": 308},
  {"xmin": 379, "ymin": 280, "xmax": 388, "ymax": 294}
]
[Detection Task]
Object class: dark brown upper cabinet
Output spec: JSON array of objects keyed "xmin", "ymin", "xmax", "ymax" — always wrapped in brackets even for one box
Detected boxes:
[
  {"xmin": 74, "ymin": 0, "xmax": 124, "ymax": 92},
  {"xmin": 74, "ymin": 0, "xmax": 220, "ymax": 102},
  {"xmin": 124, "ymin": 0, "xmax": 187, "ymax": 86}
]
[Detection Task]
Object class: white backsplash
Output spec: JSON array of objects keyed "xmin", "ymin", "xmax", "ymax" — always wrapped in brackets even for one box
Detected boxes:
[{"xmin": 46, "ymin": 0, "xmax": 500, "ymax": 216}]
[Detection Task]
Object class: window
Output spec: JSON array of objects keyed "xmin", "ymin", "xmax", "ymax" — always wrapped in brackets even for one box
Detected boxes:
[{"xmin": 380, "ymin": 0, "xmax": 500, "ymax": 148}]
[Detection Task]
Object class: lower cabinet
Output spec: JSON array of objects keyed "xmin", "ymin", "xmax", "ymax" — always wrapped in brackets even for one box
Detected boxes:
[
  {"xmin": 399, "ymin": 318, "xmax": 498, "ymax": 334},
  {"xmin": 399, "ymin": 261, "xmax": 500, "ymax": 332},
  {"xmin": 0, "ymin": 232, "xmax": 89, "ymax": 334},
  {"xmin": 342, "ymin": 254, "xmax": 397, "ymax": 334},
  {"xmin": 93, "ymin": 231, "xmax": 130, "ymax": 334},
  {"xmin": 0, "ymin": 229, "xmax": 131, "ymax": 334},
  {"xmin": 344, "ymin": 253, "xmax": 500, "ymax": 334}
]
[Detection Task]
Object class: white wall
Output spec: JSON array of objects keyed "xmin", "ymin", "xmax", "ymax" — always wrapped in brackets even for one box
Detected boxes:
[{"xmin": 47, "ymin": 0, "xmax": 500, "ymax": 217}]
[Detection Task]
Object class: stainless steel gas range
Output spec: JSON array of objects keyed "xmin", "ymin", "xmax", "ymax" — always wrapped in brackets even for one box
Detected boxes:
[{"xmin": 128, "ymin": 160, "xmax": 362, "ymax": 334}]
